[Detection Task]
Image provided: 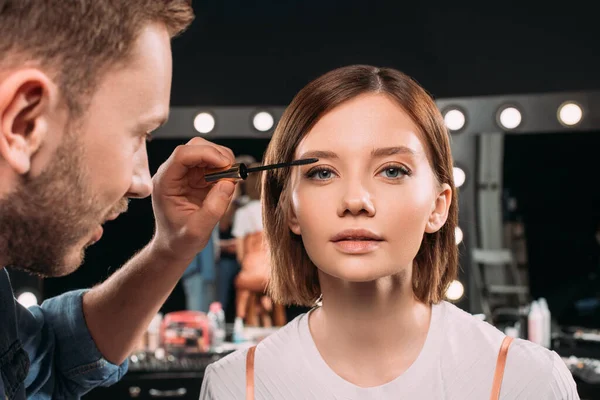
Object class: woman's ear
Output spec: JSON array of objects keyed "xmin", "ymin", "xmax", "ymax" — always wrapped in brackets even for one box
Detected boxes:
[
  {"xmin": 284, "ymin": 191, "xmax": 302, "ymax": 235},
  {"xmin": 288, "ymin": 203, "xmax": 302, "ymax": 235},
  {"xmin": 425, "ymin": 183, "xmax": 452, "ymax": 233}
]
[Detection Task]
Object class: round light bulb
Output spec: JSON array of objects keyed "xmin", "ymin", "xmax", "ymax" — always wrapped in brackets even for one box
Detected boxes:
[
  {"xmin": 558, "ymin": 102, "xmax": 583, "ymax": 126},
  {"xmin": 455, "ymin": 227, "xmax": 463, "ymax": 245},
  {"xmin": 444, "ymin": 109, "xmax": 466, "ymax": 131},
  {"xmin": 446, "ymin": 280, "xmax": 465, "ymax": 301},
  {"xmin": 453, "ymin": 167, "xmax": 466, "ymax": 188},
  {"xmin": 193, "ymin": 112, "xmax": 215, "ymax": 134},
  {"xmin": 17, "ymin": 292, "xmax": 38, "ymax": 308},
  {"xmin": 498, "ymin": 107, "xmax": 522, "ymax": 130},
  {"xmin": 253, "ymin": 111, "xmax": 275, "ymax": 132}
]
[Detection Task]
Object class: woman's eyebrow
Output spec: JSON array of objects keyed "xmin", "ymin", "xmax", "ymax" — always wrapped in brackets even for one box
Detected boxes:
[
  {"xmin": 297, "ymin": 150, "xmax": 339, "ymax": 160},
  {"xmin": 298, "ymin": 146, "xmax": 417, "ymax": 161},
  {"xmin": 371, "ymin": 146, "xmax": 417, "ymax": 158}
]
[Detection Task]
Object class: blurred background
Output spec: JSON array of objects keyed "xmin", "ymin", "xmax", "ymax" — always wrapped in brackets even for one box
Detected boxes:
[{"xmin": 9, "ymin": 1, "xmax": 600, "ymax": 398}]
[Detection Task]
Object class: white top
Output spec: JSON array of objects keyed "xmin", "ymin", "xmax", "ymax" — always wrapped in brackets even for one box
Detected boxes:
[
  {"xmin": 200, "ymin": 301, "xmax": 579, "ymax": 399},
  {"xmin": 232, "ymin": 200, "xmax": 263, "ymax": 239}
]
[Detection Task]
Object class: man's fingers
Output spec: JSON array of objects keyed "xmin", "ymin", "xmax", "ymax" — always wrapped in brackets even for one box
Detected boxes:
[
  {"xmin": 162, "ymin": 144, "xmax": 235, "ymax": 182},
  {"xmin": 190, "ymin": 180, "xmax": 236, "ymax": 230},
  {"xmin": 185, "ymin": 137, "xmax": 234, "ymax": 163},
  {"xmin": 217, "ymin": 144, "xmax": 235, "ymax": 161}
]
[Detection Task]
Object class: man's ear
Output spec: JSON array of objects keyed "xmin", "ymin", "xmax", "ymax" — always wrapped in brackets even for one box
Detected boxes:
[
  {"xmin": 0, "ymin": 69, "xmax": 56, "ymax": 175},
  {"xmin": 425, "ymin": 183, "xmax": 452, "ymax": 233}
]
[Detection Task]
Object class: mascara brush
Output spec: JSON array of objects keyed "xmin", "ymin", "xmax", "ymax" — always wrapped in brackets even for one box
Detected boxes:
[{"xmin": 205, "ymin": 158, "xmax": 319, "ymax": 183}]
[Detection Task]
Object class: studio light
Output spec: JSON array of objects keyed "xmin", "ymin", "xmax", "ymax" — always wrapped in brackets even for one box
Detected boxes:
[
  {"xmin": 17, "ymin": 291, "xmax": 39, "ymax": 308},
  {"xmin": 498, "ymin": 106, "xmax": 522, "ymax": 130},
  {"xmin": 455, "ymin": 227, "xmax": 463, "ymax": 245},
  {"xmin": 443, "ymin": 109, "xmax": 466, "ymax": 132},
  {"xmin": 193, "ymin": 112, "xmax": 215, "ymax": 134},
  {"xmin": 453, "ymin": 167, "xmax": 466, "ymax": 188},
  {"xmin": 558, "ymin": 102, "xmax": 583, "ymax": 126},
  {"xmin": 252, "ymin": 111, "xmax": 275, "ymax": 132},
  {"xmin": 446, "ymin": 280, "xmax": 465, "ymax": 301}
]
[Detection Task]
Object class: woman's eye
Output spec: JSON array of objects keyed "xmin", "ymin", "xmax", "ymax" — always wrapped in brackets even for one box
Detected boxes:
[
  {"xmin": 378, "ymin": 165, "xmax": 411, "ymax": 179},
  {"xmin": 305, "ymin": 165, "xmax": 410, "ymax": 181},
  {"xmin": 305, "ymin": 167, "xmax": 335, "ymax": 180},
  {"xmin": 384, "ymin": 167, "xmax": 400, "ymax": 178}
]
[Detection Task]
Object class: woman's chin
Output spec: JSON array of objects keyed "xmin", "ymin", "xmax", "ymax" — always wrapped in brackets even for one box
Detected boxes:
[{"xmin": 322, "ymin": 266, "xmax": 390, "ymax": 283}]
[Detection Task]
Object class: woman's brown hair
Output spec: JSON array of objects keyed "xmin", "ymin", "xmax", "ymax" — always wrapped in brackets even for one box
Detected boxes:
[{"xmin": 262, "ymin": 65, "xmax": 458, "ymax": 307}]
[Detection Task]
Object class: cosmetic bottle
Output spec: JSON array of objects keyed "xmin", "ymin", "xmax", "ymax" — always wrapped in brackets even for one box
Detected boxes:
[
  {"xmin": 528, "ymin": 301, "xmax": 543, "ymax": 345},
  {"xmin": 538, "ymin": 298, "xmax": 551, "ymax": 348}
]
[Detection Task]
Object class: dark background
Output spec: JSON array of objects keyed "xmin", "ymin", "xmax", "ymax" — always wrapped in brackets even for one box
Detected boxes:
[
  {"xmin": 171, "ymin": 0, "xmax": 600, "ymax": 106},
  {"xmin": 43, "ymin": 1, "xmax": 600, "ymax": 322},
  {"xmin": 503, "ymin": 132, "xmax": 600, "ymax": 327}
]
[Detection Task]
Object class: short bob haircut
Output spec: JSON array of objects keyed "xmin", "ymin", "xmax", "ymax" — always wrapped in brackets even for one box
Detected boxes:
[{"xmin": 262, "ymin": 65, "xmax": 458, "ymax": 307}]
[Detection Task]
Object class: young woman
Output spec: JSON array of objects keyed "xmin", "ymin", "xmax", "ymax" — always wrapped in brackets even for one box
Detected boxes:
[{"xmin": 200, "ymin": 65, "xmax": 578, "ymax": 399}]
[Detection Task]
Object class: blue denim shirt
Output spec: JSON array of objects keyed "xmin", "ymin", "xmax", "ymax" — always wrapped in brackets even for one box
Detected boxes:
[{"xmin": 0, "ymin": 268, "xmax": 128, "ymax": 400}]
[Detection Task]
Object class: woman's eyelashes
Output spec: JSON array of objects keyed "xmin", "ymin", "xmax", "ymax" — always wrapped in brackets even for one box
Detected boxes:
[
  {"xmin": 304, "ymin": 163, "xmax": 412, "ymax": 182},
  {"xmin": 304, "ymin": 166, "xmax": 336, "ymax": 181},
  {"xmin": 378, "ymin": 163, "xmax": 412, "ymax": 179}
]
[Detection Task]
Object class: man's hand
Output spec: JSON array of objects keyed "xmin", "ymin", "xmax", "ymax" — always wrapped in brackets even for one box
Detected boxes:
[
  {"xmin": 150, "ymin": 137, "xmax": 236, "ymax": 262},
  {"xmin": 84, "ymin": 138, "xmax": 237, "ymax": 365}
]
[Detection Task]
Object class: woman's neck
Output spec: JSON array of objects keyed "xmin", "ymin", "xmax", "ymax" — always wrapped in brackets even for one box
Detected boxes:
[{"xmin": 308, "ymin": 270, "xmax": 433, "ymax": 386}]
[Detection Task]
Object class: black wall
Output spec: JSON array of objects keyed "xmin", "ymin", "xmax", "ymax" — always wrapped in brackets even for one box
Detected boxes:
[{"xmin": 171, "ymin": 0, "xmax": 600, "ymax": 106}]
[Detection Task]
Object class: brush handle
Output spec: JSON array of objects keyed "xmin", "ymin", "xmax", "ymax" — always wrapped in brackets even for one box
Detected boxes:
[
  {"xmin": 205, "ymin": 163, "xmax": 248, "ymax": 182},
  {"xmin": 204, "ymin": 158, "xmax": 318, "ymax": 183},
  {"xmin": 246, "ymin": 158, "xmax": 318, "ymax": 173}
]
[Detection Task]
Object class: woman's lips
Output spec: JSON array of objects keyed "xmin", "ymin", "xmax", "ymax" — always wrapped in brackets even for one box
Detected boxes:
[{"xmin": 331, "ymin": 239, "xmax": 382, "ymax": 254}]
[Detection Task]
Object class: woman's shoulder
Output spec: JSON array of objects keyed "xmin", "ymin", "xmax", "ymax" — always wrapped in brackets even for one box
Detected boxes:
[
  {"xmin": 439, "ymin": 301, "xmax": 551, "ymax": 372},
  {"xmin": 201, "ymin": 312, "xmax": 318, "ymax": 399},
  {"xmin": 438, "ymin": 301, "xmax": 506, "ymax": 349},
  {"xmin": 501, "ymin": 339, "xmax": 578, "ymax": 398},
  {"xmin": 441, "ymin": 301, "xmax": 553, "ymax": 358},
  {"xmin": 439, "ymin": 302, "xmax": 578, "ymax": 398},
  {"xmin": 207, "ymin": 313, "xmax": 307, "ymax": 375},
  {"xmin": 201, "ymin": 314, "xmax": 309, "ymax": 399}
]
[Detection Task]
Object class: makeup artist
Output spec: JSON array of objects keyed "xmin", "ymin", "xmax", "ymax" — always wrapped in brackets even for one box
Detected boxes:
[{"xmin": 0, "ymin": 2, "xmax": 237, "ymax": 399}]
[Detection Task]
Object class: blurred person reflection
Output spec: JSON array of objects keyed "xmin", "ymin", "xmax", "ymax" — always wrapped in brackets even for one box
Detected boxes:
[
  {"xmin": 181, "ymin": 227, "xmax": 219, "ymax": 312},
  {"xmin": 216, "ymin": 184, "xmax": 242, "ymax": 320},
  {"xmin": 215, "ymin": 155, "xmax": 255, "ymax": 320},
  {"xmin": 232, "ymin": 163, "xmax": 285, "ymax": 327}
]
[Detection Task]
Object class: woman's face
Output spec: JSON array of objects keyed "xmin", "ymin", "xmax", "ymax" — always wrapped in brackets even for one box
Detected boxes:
[{"xmin": 288, "ymin": 93, "xmax": 451, "ymax": 283}]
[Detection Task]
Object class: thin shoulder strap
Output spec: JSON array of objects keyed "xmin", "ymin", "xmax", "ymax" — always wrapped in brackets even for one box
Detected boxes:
[
  {"xmin": 489, "ymin": 336, "xmax": 514, "ymax": 400},
  {"xmin": 246, "ymin": 345, "xmax": 257, "ymax": 400}
]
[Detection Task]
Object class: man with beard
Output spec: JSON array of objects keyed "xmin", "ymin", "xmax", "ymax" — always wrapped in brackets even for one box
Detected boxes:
[{"xmin": 0, "ymin": 2, "xmax": 237, "ymax": 399}]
